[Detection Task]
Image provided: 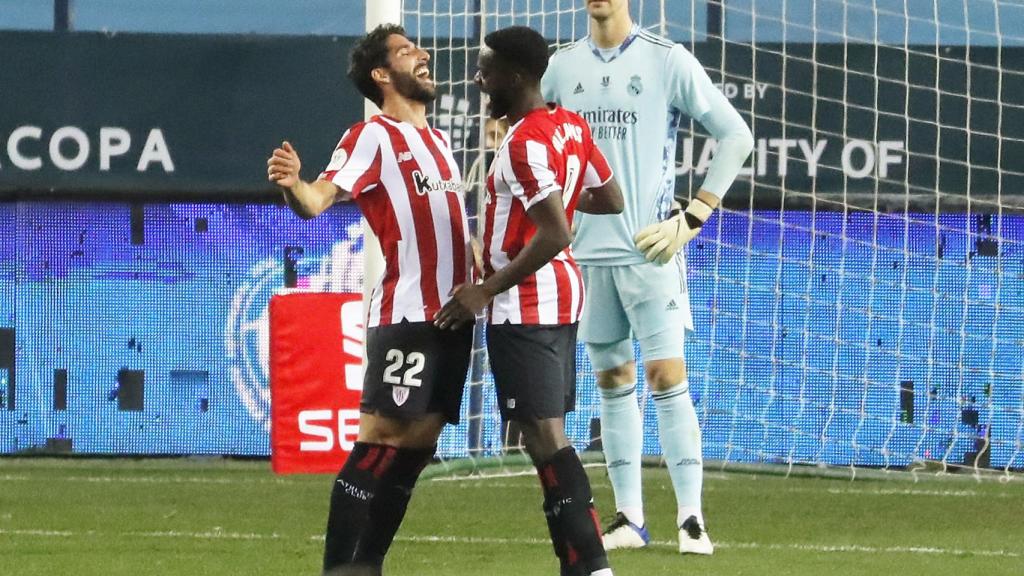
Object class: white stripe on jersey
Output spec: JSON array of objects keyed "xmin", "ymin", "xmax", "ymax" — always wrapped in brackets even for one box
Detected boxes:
[
  {"xmin": 333, "ymin": 125, "xmax": 381, "ymax": 194},
  {"xmin": 492, "ymin": 284, "xmax": 522, "ymax": 325},
  {"xmin": 534, "ymin": 264, "xmax": 558, "ymax": 324},
  {"xmin": 564, "ymin": 259, "xmax": 583, "ymax": 321}
]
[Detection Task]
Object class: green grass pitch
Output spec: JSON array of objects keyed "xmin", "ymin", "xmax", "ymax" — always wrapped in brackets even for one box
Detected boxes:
[{"xmin": 1, "ymin": 458, "xmax": 1021, "ymax": 575}]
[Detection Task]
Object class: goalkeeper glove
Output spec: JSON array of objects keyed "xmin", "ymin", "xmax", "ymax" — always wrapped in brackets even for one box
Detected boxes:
[{"xmin": 633, "ymin": 198, "xmax": 714, "ymax": 264}]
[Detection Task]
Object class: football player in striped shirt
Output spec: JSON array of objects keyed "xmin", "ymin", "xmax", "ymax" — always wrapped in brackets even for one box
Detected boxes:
[
  {"xmin": 435, "ymin": 26, "xmax": 623, "ymax": 576},
  {"xmin": 267, "ymin": 24, "xmax": 473, "ymax": 576},
  {"xmin": 541, "ymin": 0, "xmax": 754, "ymax": 555}
]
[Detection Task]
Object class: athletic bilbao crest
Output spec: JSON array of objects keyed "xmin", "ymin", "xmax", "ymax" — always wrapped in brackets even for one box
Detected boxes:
[
  {"xmin": 628, "ymin": 75, "xmax": 643, "ymax": 96},
  {"xmin": 392, "ymin": 385, "xmax": 410, "ymax": 407}
]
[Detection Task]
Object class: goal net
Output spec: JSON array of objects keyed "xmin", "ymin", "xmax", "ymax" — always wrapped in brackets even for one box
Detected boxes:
[{"xmin": 402, "ymin": 0, "xmax": 1024, "ymax": 477}]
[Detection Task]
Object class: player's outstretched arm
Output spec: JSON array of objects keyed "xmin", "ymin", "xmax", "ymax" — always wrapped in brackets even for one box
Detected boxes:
[
  {"xmin": 267, "ymin": 141, "xmax": 346, "ymax": 220},
  {"xmin": 576, "ymin": 176, "xmax": 624, "ymax": 215},
  {"xmin": 434, "ymin": 193, "xmax": 571, "ymax": 329}
]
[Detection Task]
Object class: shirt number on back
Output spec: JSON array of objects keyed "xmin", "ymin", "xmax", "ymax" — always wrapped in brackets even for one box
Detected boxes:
[{"xmin": 562, "ymin": 154, "xmax": 581, "ymax": 207}]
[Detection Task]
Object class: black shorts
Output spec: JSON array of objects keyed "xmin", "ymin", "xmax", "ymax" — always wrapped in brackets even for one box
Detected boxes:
[
  {"xmin": 487, "ymin": 323, "xmax": 578, "ymax": 421},
  {"xmin": 361, "ymin": 320, "xmax": 473, "ymax": 424}
]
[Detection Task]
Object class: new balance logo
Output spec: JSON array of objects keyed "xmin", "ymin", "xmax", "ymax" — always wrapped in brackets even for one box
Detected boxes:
[
  {"xmin": 666, "ymin": 299, "xmax": 679, "ymax": 311},
  {"xmin": 573, "ymin": 82, "xmax": 584, "ymax": 94},
  {"xmin": 397, "ymin": 151, "xmax": 414, "ymax": 163}
]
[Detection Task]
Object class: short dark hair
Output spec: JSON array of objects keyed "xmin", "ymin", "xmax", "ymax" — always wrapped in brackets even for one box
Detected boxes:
[
  {"xmin": 348, "ymin": 23, "xmax": 406, "ymax": 107},
  {"xmin": 483, "ymin": 26, "xmax": 549, "ymax": 81}
]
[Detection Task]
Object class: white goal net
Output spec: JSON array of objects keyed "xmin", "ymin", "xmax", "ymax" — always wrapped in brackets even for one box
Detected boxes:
[{"xmin": 401, "ymin": 0, "xmax": 1024, "ymax": 477}]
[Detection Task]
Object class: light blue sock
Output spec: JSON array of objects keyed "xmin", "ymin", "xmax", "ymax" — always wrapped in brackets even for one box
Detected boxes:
[
  {"xmin": 599, "ymin": 382, "xmax": 644, "ymax": 525},
  {"xmin": 652, "ymin": 381, "xmax": 704, "ymax": 515}
]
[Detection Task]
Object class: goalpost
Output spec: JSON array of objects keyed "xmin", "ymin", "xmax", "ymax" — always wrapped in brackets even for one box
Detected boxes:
[{"xmin": 384, "ymin": 0, "xmax": 1023, "ymax": 478}]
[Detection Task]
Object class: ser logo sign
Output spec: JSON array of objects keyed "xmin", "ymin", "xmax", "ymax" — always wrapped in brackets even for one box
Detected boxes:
[
  {"xmin": 0, "ymin": 125, "xmax": 174, "ymax": 172},
  {"xmin": 298, "ymin": 409, "xmax": 361, "ymax": 452}
]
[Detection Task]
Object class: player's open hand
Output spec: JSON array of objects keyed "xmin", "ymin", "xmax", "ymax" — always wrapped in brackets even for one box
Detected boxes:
[
  {"xmin": 634, "ymin": 198, "xmax": 714, "ymax": 264},
  {"xmin": 434, "ymin": 283, "xmax": 490, "ymax": 330},
  {"xmin": 267, "ymin": 141, "xmax": 302, "ymax": 189},
  {"xmin": 633, "ymin": 215, "xmax": 697, "ymax": 264}
]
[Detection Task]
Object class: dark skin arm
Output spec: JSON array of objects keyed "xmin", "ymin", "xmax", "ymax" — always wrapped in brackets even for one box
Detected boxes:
[
  {"xmin": 434, "ymin": 192, "xmax": 572, "ymax": 329},
  {"xmin": 575, "ymin": 176, "xmax": 624, "ymax": 215}
]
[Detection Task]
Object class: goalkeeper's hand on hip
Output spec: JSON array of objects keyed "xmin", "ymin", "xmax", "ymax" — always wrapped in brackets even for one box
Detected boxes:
[{"xmin": 633, "ymin": 198, "xmax": 714, "ymax": 265}]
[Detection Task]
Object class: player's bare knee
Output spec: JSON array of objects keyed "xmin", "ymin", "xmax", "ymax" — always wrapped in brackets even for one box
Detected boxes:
[
  {"xmin": 645, "ymin": 358, "xmax": 687, "ymax": 392},
  {"xmin": 596, "ymin": 362, "xmax": 636, "ymax": 389},
  {"xmin": 357, "ymin": 412, "xmax": 443, "ymax": 448},
  {"xmin": 518, "ymin": 418, "xmax": 570, "ymax": 464}
]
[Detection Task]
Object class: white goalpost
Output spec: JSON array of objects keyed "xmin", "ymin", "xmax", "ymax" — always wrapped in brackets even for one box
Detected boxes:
[{"xmin": 385, "ymin": 0, "xmax": 1023, "ymax": 479}]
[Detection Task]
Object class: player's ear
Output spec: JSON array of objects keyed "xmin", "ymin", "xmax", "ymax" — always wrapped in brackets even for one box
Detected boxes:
[{"xmin": 372, "ymin": 67, "xmax": 390, "ymax": 84}]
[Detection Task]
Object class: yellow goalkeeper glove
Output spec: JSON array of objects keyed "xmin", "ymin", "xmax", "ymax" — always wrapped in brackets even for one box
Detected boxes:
[{"xmin": 633, "ymin": 198, "xmax": 714, "ymax": 264}]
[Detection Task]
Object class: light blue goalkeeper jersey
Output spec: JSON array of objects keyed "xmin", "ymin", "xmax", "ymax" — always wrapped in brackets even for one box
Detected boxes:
[{"xmin": 542, "ymin": 25, "xmax": 747, "ymax": 265}]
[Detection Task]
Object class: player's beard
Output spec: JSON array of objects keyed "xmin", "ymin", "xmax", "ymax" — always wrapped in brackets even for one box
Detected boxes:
[
  {"xmin": 486, "ymin": 92, "xmax": 510, "ymax": 119},
  {"xmin": 392, "ymin": 69, "xmax": 436, "ymax": 104}
]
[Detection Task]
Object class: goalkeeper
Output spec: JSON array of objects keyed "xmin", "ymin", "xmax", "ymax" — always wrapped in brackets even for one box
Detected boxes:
[{"xmin": 541, "ymin": 0, "xmax": 753, "ymax": 555}]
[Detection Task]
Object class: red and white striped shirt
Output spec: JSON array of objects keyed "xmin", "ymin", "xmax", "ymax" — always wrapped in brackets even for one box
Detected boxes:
[
  {"xmin": 483, "ymin": 105, "xmax": 613, "ymax": 325},
  {"xmin": 319, "ymin": 115, "xmax": 471, "ymax": 328}
]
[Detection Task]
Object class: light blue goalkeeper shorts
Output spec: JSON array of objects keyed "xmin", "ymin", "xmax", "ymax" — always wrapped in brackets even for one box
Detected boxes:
[{"xmin": 579, "ymin": 258, "xmax": 694, "ymax": 372}]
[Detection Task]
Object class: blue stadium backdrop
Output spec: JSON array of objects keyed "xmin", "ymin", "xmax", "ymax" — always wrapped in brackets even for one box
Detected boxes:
[{"xmin": 0, "ymin": 201, "xmax": 1020, "ymax": 469}]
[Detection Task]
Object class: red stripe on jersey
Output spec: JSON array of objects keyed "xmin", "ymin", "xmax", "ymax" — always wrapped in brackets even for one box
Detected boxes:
[
  {"xmin": 445, "ymin": 192, "xmax": 467, "ymax": 290},
  {"xmin": 500, "ymin": 199, "xmax": 530, "ymax": 262},
  {"xmin": 551, "ymin": 258, "xmax": 573, "ymax": 324},
  {"xmin": 379, "ymin": 121, "xmax": 442, "ymax": 315},
  {"xmin": 419, "ymin": 129, "xmax": 467, "ymax": 290},
  {"xmin": 355, "ymin": 167, "xmax": 401, "ymax": 323},
  {"xmin": 431, "ymin": 128, "xmax": 448, "ymax": 148},
  {"xmin": 518, "ymin": 273, "xmax": 540, "ymax": 324},
  {"xmin": 420, "ymin": 128, "xmax": 453, "ymax": 180},
  {"xmin": 508, "ymin": 138, "xmax": 543, "ymax": 200},
  {"xmin": 483, "ymin": 170, "xmax": 497, "ymax": 278}
]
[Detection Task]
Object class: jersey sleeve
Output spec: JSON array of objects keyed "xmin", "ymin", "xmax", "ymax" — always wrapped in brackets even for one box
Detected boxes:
[
  {"xmin": 666, "ymin": 44, "xmax": 753, "ymax": 198},
  {"xmin": 581, "ymin": 122, "xmax": 613, "ymax": 188},
  {"xmin": 506, "ymin": 136, "xmax": 561, "ymax": 211},
  {"xmin": 318, "ymin": 122, "xmax": 382, "ymax": 198},
  {"xmin": 666, "ymin": 44, "xmax": 723, "ymax": 121}
]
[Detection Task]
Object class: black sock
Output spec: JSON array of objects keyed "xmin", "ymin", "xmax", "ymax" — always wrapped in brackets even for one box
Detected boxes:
[
  {"xmin": 541, "ymin": 487, "xmax": 588, "ymax": 576},
  {"xmin": 537, "ymin": 447, "xmax": 609, "ymax": 575},
  {"xmin": 322, "ymin": 442, "xmax": 397, "ymax": 571},
  {"xmin": 351, "ymin": 446, "xmax": 434, "ymax": 566}
]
